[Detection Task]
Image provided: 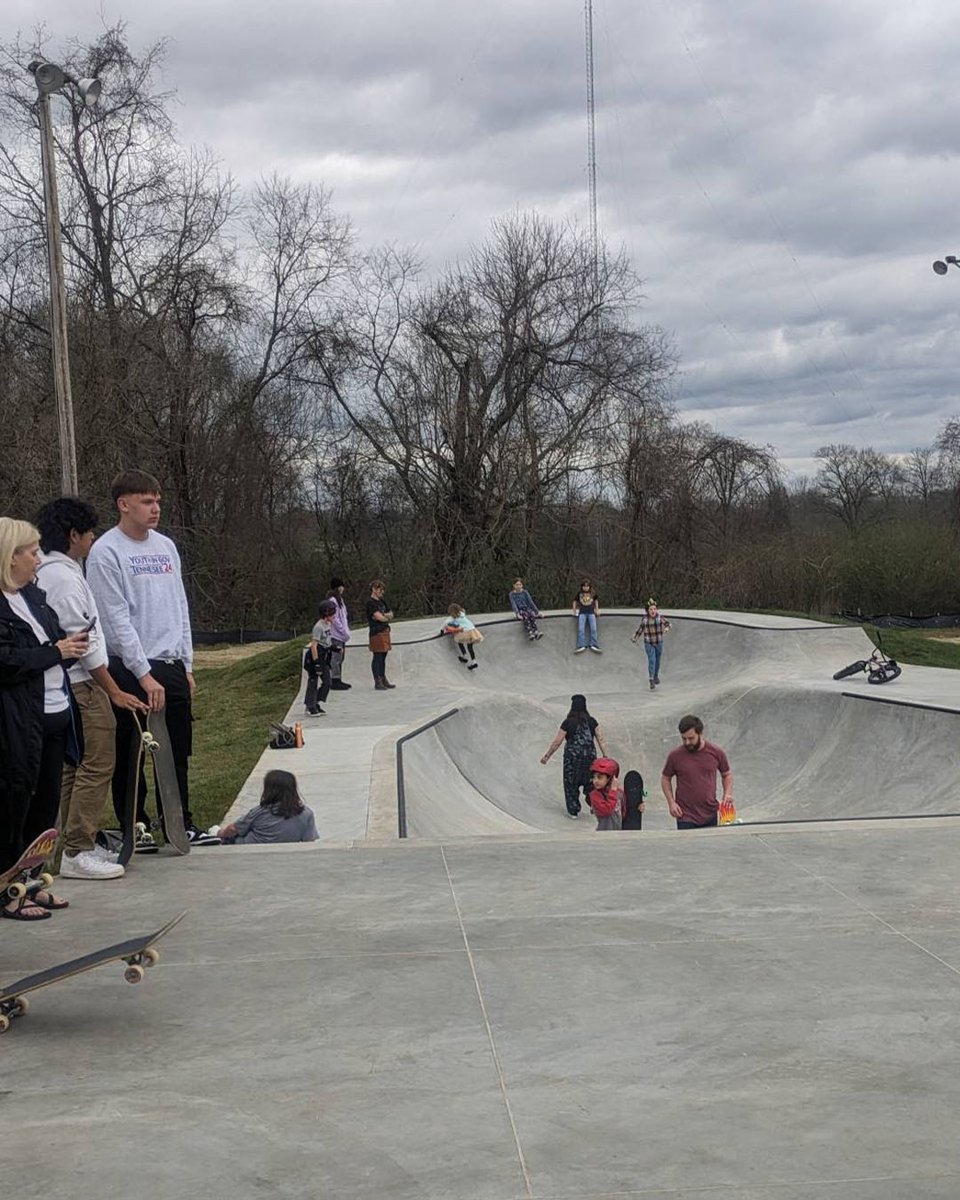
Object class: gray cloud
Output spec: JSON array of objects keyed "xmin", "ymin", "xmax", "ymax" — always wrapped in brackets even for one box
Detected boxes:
[{"xmin": 5, "ymin": 0, "xmax": 960, "ymax": 464}]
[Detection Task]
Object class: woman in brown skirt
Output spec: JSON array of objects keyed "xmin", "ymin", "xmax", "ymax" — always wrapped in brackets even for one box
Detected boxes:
[{"xmin": 366, "ymin": 580, "xmax": 395, "ymax": 690}]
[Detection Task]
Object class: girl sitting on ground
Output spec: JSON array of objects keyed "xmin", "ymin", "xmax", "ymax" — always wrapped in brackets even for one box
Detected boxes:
[
  {"xmin": 441, "ymin": 604, "xmax": 484, "ymax": 669},
  {"xmin": 214, "ymin": 770, "xmax": 318, "ymax": 845}
]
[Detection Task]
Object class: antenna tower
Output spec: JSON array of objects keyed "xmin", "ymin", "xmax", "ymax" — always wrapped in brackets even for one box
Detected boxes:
[{"xmin": 584, "ymin": 0, "xmax": 599, "ymax": 274}]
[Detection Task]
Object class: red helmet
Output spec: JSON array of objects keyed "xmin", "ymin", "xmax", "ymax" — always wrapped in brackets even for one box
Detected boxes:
[{"xmin": 589, "ymin": 757, "xmax": 620, "ymax": 779}]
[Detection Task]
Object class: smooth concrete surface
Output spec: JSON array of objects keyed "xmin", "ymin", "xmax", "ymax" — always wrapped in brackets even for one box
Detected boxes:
[
  {"xmin": 6, "ymin": 824, "xmax": 960, "ymax": 1198},
  {"xmin": 225, "ymin": 610, "xmax": 960, "ymax": 841}
]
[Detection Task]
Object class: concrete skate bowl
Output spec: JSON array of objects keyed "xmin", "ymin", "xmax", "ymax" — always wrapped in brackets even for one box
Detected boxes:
[
  {"xmin": 394, "ymin": 611, "xmax": 873, "ymax": 702},
  {"xmin": 400, "ymin": 686, "xmax": 960, "ymax": 839}
]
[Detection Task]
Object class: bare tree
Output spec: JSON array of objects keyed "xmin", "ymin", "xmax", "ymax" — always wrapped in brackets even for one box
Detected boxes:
[{"xmin": 814, "ymin": 444, "xmax": 885, "ymax": 532}]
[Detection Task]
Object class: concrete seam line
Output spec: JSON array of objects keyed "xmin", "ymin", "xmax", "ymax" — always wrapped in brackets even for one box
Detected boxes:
[
  {"xmin": 440, "ymin": 845, "xmax": 534, "ymax": 1199},
  {"xmin": 756, "ymin": 835, "xmax": 960, "ymax": 983}
]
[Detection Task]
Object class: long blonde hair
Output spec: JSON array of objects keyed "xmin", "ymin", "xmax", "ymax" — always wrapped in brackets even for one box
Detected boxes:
[{"xmin": 0, "ymin": 517, "xmax": 40, "ymax": 592}]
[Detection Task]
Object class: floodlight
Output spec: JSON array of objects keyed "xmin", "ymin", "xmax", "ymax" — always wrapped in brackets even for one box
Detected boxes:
[
  {"xmin": 933, "ymin": 260, "xmax": 949, "ymax": 275},
  {"xmin": 77, "ymin": 77, "xmax": 102, "ymax": 107}
]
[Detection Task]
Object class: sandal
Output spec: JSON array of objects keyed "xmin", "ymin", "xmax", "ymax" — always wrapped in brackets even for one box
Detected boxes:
[
  {"xmin": 2, "ymin": 896, "xmax": 51, "ymax": 921},
  {"xmin": 29, "ymin": 888, "xmax": 69, "ymax": 911}
]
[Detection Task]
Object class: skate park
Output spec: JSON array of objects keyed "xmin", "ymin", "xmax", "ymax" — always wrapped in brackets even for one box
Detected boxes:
[{"xmin": 6, "ymin": 610, "xmax": 960, "ymax": 1199}]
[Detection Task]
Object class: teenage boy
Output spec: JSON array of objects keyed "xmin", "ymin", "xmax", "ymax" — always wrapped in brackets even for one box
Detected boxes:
[
  {"xmin": 35, "ymin": 497, "xmax": 147, "ymax": 878},
  {"xmin": 86, "ymin": 470, "xmax": 201, "ymax": 839}
]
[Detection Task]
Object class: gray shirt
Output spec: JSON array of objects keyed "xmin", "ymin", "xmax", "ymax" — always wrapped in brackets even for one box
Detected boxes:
[{"xmin": 231, "ymin": 805, "xmax": 318, "ymax": 845}]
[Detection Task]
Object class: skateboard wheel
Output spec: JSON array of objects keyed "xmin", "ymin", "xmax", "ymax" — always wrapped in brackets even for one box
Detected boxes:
[
  {"xmin": 0, "ymin": 1014, "xmax": 9, "ymax": 1034},
  {"xmin": 38, "ymin": 872, "xmax": 54, "ymax": 888},
  {"xmin": 143, "ymin": 948, "xmax": 160, "ymax": 967},
  {"xmin": 123, "ymin": 964, "xmax": 145, "ymax": 985},
  {"xmin": 6, "ymin": 882, "xmax": 26, "ymax": 901},
  {"xmin": 12, "ymin": 997, "xmax": 29, "ymax": 1016}
]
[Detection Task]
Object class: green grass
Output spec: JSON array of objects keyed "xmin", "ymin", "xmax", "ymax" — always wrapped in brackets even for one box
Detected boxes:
[{"xmin": 189, "ymin": 640, "xmax": 303, "ymax": 828}]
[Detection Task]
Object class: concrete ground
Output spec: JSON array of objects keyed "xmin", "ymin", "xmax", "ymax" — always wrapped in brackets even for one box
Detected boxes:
[{"xmin": 5, "ymin": 610, "xmax": 960, "ymax": 1198}]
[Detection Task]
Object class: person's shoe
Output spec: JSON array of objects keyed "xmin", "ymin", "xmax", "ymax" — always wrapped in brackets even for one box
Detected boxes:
[
  {"xmin": 92, "ymin": 843, "xmax": 121, "ymax": 863},
  {"xmin": 534, "ymin": 631, "xmax": 543, "ymax": 640},
  {"xmin": 185, "ymin": 825, "xmax": 221, "ymax": 845},
  {"xmin": 574, "ymin": 647, "xmax": 586, "ymax": 654},
  {"xmin": 60, "ymin": 850, "xmax": 125, "ymax": 880},
  {"xmin": 590, "ymin": 645, "xmax": 602, "ymax": 653},
  {"xmin": 649, "ymin": 679, "xmax": 656, "ymax": 690},
  {"xmin": 528, "ymin": 633, "xmax": 537, "ymax": 640},
  {"xmin": 330, "ymin": 680, "xmax": 351, "ymax": 690},
  {"xmin": 458, "ymin": 657, "xmax": 469, "ymax": 665},
  {"xmin": 653, "ymin": 676, "xmax": 660, "ymax": 685},
  {"xmin": 305, "ymin": 706, "xmax": 325, "ymax": 716},
  {"xmin": 375, "ymin": 678, "xmax": 387, "ymax": 689},
  {"xmin": 566, "ymin": 810, "xmax": 579, "ymax": 819},
  {"xmin": 380, "ymin": 678, "xmax": 396, "ymax": 689},
  {"xmin": 468, "ymin": 662, "xmax": 478, "ymax": 670}
]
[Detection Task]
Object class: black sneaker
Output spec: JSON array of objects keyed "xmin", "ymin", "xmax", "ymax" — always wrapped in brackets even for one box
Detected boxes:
[
  {"xmin": 185, "ymin": 826, "xmax": 222, "ymax": 846},
  {"xmin": 330, "ymin": 681, "xmax": 351, "ymax": 690}
]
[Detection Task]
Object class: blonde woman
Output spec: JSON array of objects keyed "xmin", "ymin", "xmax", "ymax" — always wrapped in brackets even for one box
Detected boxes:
[{"xmin": 0, "ymin": 518, "xmax": 88, "ymax": 920}]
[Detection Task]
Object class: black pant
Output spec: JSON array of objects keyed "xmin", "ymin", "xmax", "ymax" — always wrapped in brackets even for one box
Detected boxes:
[
  {"xmin": 330, "ymin": 639, "xmax": 345, "ymax": 681},
  {"xmin": 676, "ymin": 815, "xmax": 718, "ymax": 830},
  {"xmin": 109, "ymin": 658, "xmax": 194, "ymax": 830},
  {"xmin": 304, "ymin": 656, "xmax": 331, "ymax": 711},
  {"xmin": 19, "ymin": 708, "xmax": 71, "ymax": 854},
  {"xmin": 371, "ymin": 650, "xmax": 387, "ymax": 679},
  {"xmin": 563, "ymin": 753, "xmax": 593, "ymax": 816}
]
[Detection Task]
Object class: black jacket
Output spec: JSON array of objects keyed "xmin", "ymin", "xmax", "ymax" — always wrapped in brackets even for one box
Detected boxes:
[{"xmin": 0, "ymin": 582, "xmax": 83, "ymax": 833}]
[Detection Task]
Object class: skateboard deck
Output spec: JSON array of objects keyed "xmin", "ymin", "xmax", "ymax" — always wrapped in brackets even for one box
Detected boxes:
[
  {"xmin": 119, "ymin": 710, "xmax": 149, "ymax": 867},
  {"xmin": 0, "ymin": 829, "xmax": 58, "ymax": 900},
  {"xmin": 145, "ymin": 711, "xmax": 190, "ymax": 855},
  {"xmin": 0, "ymin": 911, "xmax": 187, "ymax": 1033},
  {"xmin": 622, "ymin": 771, "xmax": 644, "ymax": 831}
]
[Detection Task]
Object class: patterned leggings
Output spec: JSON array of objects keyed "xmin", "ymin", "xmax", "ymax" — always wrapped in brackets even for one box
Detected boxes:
[
  {"xmin": 562, "ymin": 754, "xmax": 593, "ymax": 816},
  {"xmin": 517, "ymin": 610, "xmax": 539, "ymax": 636}
]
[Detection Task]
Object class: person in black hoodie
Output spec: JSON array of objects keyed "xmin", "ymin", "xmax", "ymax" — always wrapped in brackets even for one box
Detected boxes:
[{"xmin": 0, "ymin": 518, "xmax": 88, "ymax": 920}]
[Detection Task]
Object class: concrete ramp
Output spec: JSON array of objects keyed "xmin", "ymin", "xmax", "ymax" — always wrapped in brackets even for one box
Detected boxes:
[{"xmin": 393, "ymin": 613, "xmax": 960, "ymax": 837}]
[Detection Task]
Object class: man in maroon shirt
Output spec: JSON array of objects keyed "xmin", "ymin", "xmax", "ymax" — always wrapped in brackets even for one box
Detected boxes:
[{"xmin": 661, "ymin": 714, "xmax": 734, "ymax": 830}]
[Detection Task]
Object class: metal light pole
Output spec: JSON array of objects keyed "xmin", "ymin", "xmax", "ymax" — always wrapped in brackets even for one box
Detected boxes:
[{"xmin": 28, "ymin": 60, "xmax": 102, "ymax": 495}]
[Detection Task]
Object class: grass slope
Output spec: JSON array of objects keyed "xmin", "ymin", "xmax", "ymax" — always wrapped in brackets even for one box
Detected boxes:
[{"xmin": 190, "ymin": 639, "xmax": 303, "ymax": 829}]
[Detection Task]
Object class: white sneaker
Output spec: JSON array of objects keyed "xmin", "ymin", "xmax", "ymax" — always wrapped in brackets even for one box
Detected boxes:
[
  {"xmin": 92, "ymin": 844, "xmax": 120, "ymax": 863},
  {"xmin": 60, "ymin": 850, "xmax": 125, "ymax": 880},
  {"xmin": 574, "ymin": 647, "xmax": 586, "ymax": 654}
]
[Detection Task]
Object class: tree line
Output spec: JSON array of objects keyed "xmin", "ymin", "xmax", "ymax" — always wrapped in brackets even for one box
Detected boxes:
[{"xmin": 1, "ymin": 28, "xmax": 957, "ymax": 629}]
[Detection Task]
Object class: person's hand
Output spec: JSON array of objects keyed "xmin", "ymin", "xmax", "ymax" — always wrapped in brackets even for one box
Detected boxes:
[
  {"xmin": 111, "ymin": 690, "xmax": 149, "ymax": 714},
  {"xmin": 540, "ymin": 754, "xmax": 549, "ymax": 765},
  {"xmin": 631, "ymin": 632, "xmax": 639, "ymax": 643},
  {"xmin": 56, "ymin": 632, "xmax": 89, "ymax": 660},
  {"xmin": 139, "ymin": 673, "xmax": 166, "ymax": 712},
  {"xmin": 186, "ymin": 671, "xmax": 196, "ymax": 700},
  {"xmin": 667, "ymin": 798, "xmax": 683, "ymax": 820}
]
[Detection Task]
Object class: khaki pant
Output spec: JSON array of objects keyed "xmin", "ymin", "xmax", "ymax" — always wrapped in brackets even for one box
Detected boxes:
[{"xmin": 59, "ymin": 681, "xmax": 116, "ymax": 854}]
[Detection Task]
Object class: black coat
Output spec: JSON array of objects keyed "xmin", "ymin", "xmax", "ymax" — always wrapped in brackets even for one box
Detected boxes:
[{"xmin": 0, "ymin": 582, "xmax": 83, "ymax": 836}]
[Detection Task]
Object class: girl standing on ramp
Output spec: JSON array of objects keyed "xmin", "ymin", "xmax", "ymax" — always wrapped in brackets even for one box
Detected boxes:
[
  {"xmin": 572, "ymin": 579, "xmax": 601, "ymax": 653},
  {"xmin": 539, "ymin": 694, "xmax": 609, "ymax": 819}
]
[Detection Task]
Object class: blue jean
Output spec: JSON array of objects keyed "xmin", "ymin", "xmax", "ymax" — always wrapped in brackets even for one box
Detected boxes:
[
  {"xmin": 577, "ymin": 612, "xmax": 599, "ymax": 648},
  {"xmin": 644, "ymin": 641, "xmax": 662, "ymax": 679}
]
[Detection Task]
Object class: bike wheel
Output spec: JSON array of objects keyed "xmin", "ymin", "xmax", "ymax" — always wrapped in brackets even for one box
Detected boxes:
[
  {"xmin": 868, "ymin": 662, "xmax": 902, "ymax": 684},
  {"xmin": 833, "ymin": 660, "xmax": 867, "ymax": 680}
]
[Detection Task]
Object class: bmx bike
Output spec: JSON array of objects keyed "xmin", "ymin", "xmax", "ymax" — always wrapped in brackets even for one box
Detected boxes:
[{"xmin": 833, "ymin": 632, "xmax": 901, "ymax": 685}]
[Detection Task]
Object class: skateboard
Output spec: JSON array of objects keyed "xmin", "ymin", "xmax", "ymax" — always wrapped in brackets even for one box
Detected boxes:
[
  {"xmin": 622, "ymin": 771, "xmax": 645, "ymax": 831},
  {"xmin": 119, "ymin": 710, "xmax": 150, "ymax": 867},
  {"xmin": 145, "ymin": 710, "xmax": 190, "ymax": 855},
  {"xmin": 0, "ymin": 911, "xmax": 187, "ymax": 1033},
  {"xmin": 0, "ymin": 829, "xmax": 58, "ymax": 902}
]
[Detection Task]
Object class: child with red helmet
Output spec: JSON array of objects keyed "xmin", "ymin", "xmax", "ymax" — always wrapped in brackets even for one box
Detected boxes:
[{"xmin": 589, "ymin": 757, "xmax": 623, "ymax": 831}]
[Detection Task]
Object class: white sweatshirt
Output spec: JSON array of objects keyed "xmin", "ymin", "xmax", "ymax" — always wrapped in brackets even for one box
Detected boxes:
[
  {"xmin": 86, "ymin": 527, "xmax": 193, "ymax": 680},
  {"xmin": 35, "ymin": 550, "xmax": 109, "ymax": 685}
]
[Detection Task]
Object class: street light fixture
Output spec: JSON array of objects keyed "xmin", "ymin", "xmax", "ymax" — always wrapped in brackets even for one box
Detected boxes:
[
  {"xmin": 932, "ymin": 255, "xmax": 959, "ymax": 276},
  {"xmin": 26, "ymin": 59, "xmax": 102, "ymax": 495}
]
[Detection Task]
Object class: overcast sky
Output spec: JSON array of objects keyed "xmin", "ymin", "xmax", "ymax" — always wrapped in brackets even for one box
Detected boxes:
[{"xmin": 5, "ymin": 0, "xmax": 960, "ymax": 472}]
